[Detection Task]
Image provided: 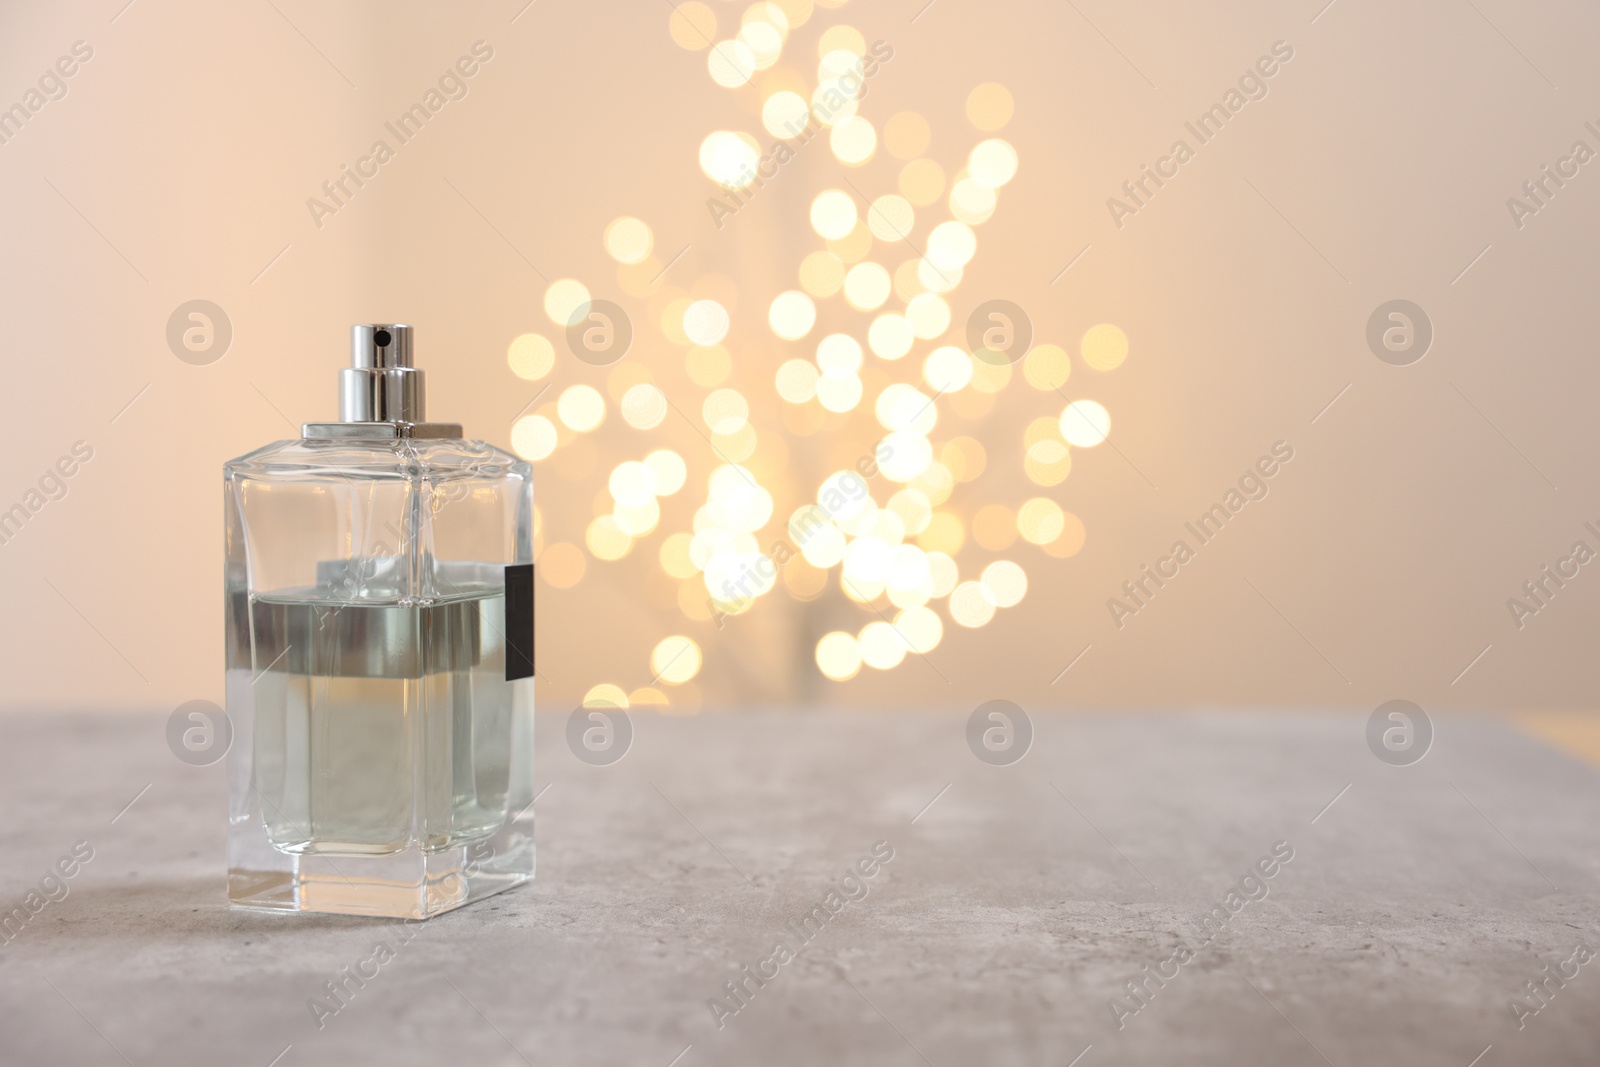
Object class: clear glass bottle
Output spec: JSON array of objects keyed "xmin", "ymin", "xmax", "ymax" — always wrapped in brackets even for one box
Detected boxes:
[{"xmin": 226, "ymin": 324, "xmax": 534, "ymax": 918}]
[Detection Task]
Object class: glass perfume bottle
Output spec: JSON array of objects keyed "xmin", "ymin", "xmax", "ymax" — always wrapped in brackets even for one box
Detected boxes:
[{"xmin": 225, "ymin": 324, "xmax": 535, "ymax": 918}]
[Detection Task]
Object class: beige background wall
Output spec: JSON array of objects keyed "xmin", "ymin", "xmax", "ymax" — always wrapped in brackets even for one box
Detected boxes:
[{"xmin": 1, "ymin": 0, "xmax": 1596, "ymax": 714}]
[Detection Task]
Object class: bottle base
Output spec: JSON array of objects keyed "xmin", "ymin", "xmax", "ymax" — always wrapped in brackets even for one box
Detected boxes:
[{"xmin": 228, "ymin": 827, "xmax": 533, "ymax": 920}]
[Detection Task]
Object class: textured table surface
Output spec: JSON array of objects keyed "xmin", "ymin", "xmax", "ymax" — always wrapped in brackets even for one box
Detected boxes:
[{"xmin": 1, "ymin": 710, "xmax": 1597, "ymax": 1067}]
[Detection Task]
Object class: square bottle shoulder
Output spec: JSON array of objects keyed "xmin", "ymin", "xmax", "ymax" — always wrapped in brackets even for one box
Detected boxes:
[{"xmin": 224, "ymin": 437, "xmax": 532, "ymax": 486}]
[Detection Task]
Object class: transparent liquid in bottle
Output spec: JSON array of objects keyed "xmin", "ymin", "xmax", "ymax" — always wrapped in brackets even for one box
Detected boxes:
[{"xmin": 249, "ymin": 588, "xmax": 514, "ymax": 856}]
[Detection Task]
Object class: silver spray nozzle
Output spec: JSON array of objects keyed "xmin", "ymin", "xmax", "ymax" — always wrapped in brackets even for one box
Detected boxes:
[{"xmin": 340, "ymin": 324, "xmax": 424, "ymax": 423}]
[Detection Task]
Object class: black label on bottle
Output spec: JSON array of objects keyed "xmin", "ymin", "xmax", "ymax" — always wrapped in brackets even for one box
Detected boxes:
[{"xmin": 505, "ymin": 563, "xmax": 535, "ymax": 681}]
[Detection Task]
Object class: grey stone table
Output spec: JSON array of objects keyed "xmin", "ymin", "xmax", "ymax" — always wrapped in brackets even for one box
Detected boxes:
[{"xmin": 2, "ymin": 710, "xmax": 1598, "ymax": 1066}]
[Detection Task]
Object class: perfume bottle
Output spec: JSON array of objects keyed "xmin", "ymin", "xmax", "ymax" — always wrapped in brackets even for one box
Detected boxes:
[{"xmin": 225, "ymin": 324, "xmax": 535, "ymax": 918}]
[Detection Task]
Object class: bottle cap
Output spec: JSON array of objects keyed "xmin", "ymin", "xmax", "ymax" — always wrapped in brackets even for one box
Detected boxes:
[
  {"xmin": 340, "ymin": 324, "xmax": 424, "ymax": 423},
  {"xmin": 303, "ymin": 324, "xmax": 463, "ymax": 439}
]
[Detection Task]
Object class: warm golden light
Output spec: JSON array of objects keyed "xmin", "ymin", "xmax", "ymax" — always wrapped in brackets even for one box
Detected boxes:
[
  {"xmin": 815, "ymin": 373, "xmax": 863, "ymax": 413},
  {"xmin": 905, "ymin": 293, "xmax": 951, "ymax": 339},
  {"xmin": 702, "ymin": 388, "xmax": 750, "ymax": 435},
  {"xmin": 941, "ymin": 436, "xmax": 986, "ymax": 481},
  {"xmin": 1025, "ymin": 440, "xmax": 1072, "ymax": 486},
  {"xmin": 543, "ymin": 278, "xmax": 591, "ymax": 326},
  {"xmin": 816, "ymin": 24, "xmax": 864, "ymax": 57},
  {"xmin": 830, "ymin": 115, "xmax": 877, "ymax": 165},
  {"xmin": 970, "ymin": 357, "xmax": 1012, "ymax": 394},
  {"xmin": 799, "ymin": 250, "xmax": 846, "ymax": 296},
  {"xmin": 645, "ymin": 449, "xmax": 688, "ymax": 495},
  {"xmin": 875, "ymin": 383, "xmax": 938, "ymax": 434},
  {"xmin": 965, "ymin": 82, "xmax": 1015, "ymax": 131},
  {"xmin": 762, "ymin": 90, "xmax": 811, "ymax": 137},
  {"xmin": 968, "ymin": 138, "xmax": 1019, "ymax": 187},
  {"xmin": 816, "ymin": 333, "xmax": 863, "ymax": 374},
  {"xmin": 817, "ymin": 48, "xmax": 862, "ymax": 83},
  {"xmin": 828, "ymin": 220, "xmax": 873, "ymax": 262},
  {"xmin": 776, "ymin": 358, "xmax": 820, "ymax": 403},
  {"xmin": 919, "ymin": 511, "xmax": 964, "ymax": 555},
  {"xmin": 1060, "ymin": 399, "xmax": 1111, "ymax": 447},
  {"xmin": 1024, "ymin": 416, "xmax": 1062, "ymax": 449},
  {"xmin": 609, "ymin": 460, "xmax": 659, "ymax": 508},
  {"xmin": 892, "ymin": 259, "xmax": 925, "ymax": 302},
  {"xmin": 738, "ymin": 21, "xmax": 784, "ymax": 69},
  {"xmin": 686, "ymin": 344, "xmax": 733, "ymax": 386},
  {"xmin": 877, "ymin": 431, "xmax": 933, "ymax": 482},
  {"xmin": 707, "ymin": 39, "xmax": 757, "ymax": 87},
  {"xmin": 866, "ymin": 194, "xmax": 914, "ymax": 241},
  {"xmin": 925, "ymin": 221, "xmax": 977, "ymax": 271},
  {"xmin": 768, "ymin": 290, "xmax": 817, "ymax": 339},
  {"xmin": 799, "ymin": 520, "xmax": 846, "ymax": 568},
  {"xmin": 683, "ymin": 299, "xmax": 731, "ymax": 346},
  {"xmin": 1046, "ymin": 511, "xmax": 1087, "ymax": 558},
  {"xmin": 742, "ymin": 2, "xmax": 791, "ymax": 34},
  {"xmin": 784, "ymin": 561, "xmax": 828, "ymax": 600},
  {"xmin": 887, "ymin": 488, "xmax": 932, "ymax": 535},
  {"xmin": 603, "ymin": 217, "xmax": 654, "ymax": 265},
  {"xmin": 1016, "ymin": 498, "xmax": 1065, "ymax": 545},
  {"xmin": 583, "ymin": 683, "xmax": 630, "ymax": 709},
  {"xmin": 949, "ymin": 178, "xmax": 997, "ymax": 224},
  {"xmin": 912, "ymin": 460, "xmax": 955, "ymax": 505},
  {"xmin": 497, "ymin": 32, "xmax": 1099, "ymax": 701},
  {"xmin": 651, "ymin": 636, "xmax": 703, "ymax": 684},
  {"xmin": 700, "ymin": 131, "xmax": 761, "ymax": 187},
  {"xmin": 949, "ymin": 580, "xmax": 996, "ymax": 628},
  {"xmin": 1081, "ymin": 323, "xmax": 1130, "ymax": 370},
  {"xmin": 858, "ymin": 621, "xmax": 907, "ymax": 670},
  {"xmin": 867, "ymin": 313, "xmax": 914, "ymax": 360},
  {"xmin": 669, "ymin": 2, "xmax": 717, "ymax": 50},
  {"xmin": 586, "ymin": 515, "xmax": 632, "ymax": 560},
  {"xmin": 810, "ymin": 79, "xmax": 858, "ymax": 126},
  {"xmin": 558, "ymin": 385, "xmax": 606, "ymax": 433},
  {"xmin": 621, "ymin": 383, "xmax": 668, "ymax": 430},
  {"xmin": 918, "ymin": 257, "xmax": 961, "ymax": 293},
  {"xmin": 926, "ymin": 551, "xmax": 959, "ymax": 597},
  {"xmin": 771, "ymin": 0, "xmax": 813, "ymax": 27},
  {"xmin": 895, "ymin": 605, "xmax": 943, "ymax": 653},
  {"xmin": 614, "ymin": 499, "xmax": 661, "ymax": 536},
  {"xmin": 843, "ymin": 261, "xmax": 891, "ymax": 310},
  {"xmin": 1023, "ymin": 343, "xmax": 1071, "ymax": 390},
  {"xmin": 629, "ymin": 686, "xmax": 671, "ymax": 710},
  {"xmin": 511, "ymin": 415, "xmax": 557, "ymax": 462},
  {"xmin": 815, "ymin": 631, "xmax": 862, "ymax": 681},
  {"xmin": 507, "ymin": 333, "xmax": 555, "ymax": 381},
  {"xmin": 810, "ymin": 189, "xmax": 858, "ymax": 239},
  {"xmin": 661, "ymin": 532, "xmax": 698, "ymax": 579},
  {"xmin": 981, "ymin": 560, "xmax": 1028, "ymax": 608}
]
